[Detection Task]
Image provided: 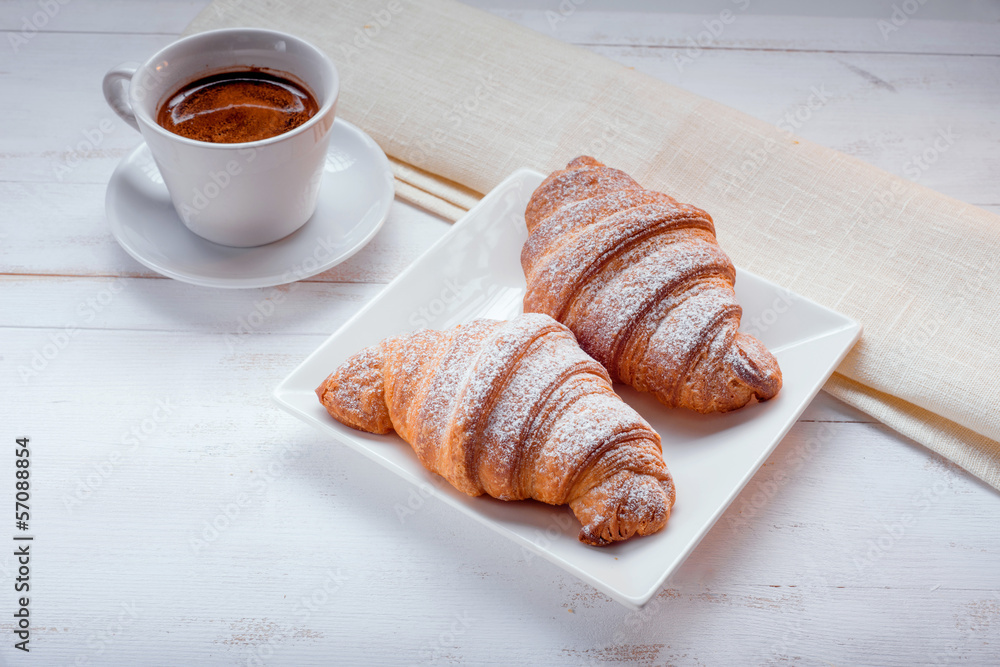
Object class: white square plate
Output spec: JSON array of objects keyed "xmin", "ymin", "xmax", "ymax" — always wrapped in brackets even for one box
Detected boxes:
[{"xmin": 273, "ymin": 168, "xmax": 861, "ymax": 608}]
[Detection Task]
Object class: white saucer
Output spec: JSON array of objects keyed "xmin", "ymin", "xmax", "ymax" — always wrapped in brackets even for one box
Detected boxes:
[{"xmin": 105, "ymin": 118, "xmax": 394, "ymax": 289}]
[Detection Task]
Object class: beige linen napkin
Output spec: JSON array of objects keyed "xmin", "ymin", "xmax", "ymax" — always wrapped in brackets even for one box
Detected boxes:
[{"xmin": 185, "ymin": 0, "xmax": 1000, "ymax": 490}]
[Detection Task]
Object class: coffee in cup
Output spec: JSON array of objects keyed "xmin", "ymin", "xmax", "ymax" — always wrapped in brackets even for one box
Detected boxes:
[{"xmin": 157, "ymin": 69, "xmax": 319, "ymax": 144}]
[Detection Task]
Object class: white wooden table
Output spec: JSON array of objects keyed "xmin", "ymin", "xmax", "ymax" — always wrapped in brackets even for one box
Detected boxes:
[{"xmin": 2, "ymin": 2, "xmax": 999, "ymax": 665}]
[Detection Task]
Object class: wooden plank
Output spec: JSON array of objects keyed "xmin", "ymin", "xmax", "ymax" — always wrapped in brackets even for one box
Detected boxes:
[
  {"xmin": 0, "ymin": 274, "xmax": 380, "ymax": 333},
  {"xmin": 0, "ymin": 32, "xmax": 188, "ymax": 185},
  {"xmin": 489, "ymin": 10, "xmax": 1000, "ymax": 56},
  {"xmin": 6, "ymin": 0, "xmax": 1000, "ymax": 57},
  {"xmin": 0, "ymin": 0, "xmax": 203, "ymax": 33},
  {"xmin": 0, "ymin": 182, "xmax": 450, "ymax": 282},
  {"xmin": 583, "ymin": 44, "xmax": 1000, "ymax": 207},
  {"xmin": 2, "ymin": 29, "xmax": 996, "ymax": 212}
]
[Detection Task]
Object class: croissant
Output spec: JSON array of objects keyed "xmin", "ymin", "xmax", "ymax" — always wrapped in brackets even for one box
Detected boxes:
[
  {"xmin": 521, "ymin": 156, "xmax": 782, "ymax": 413},
  {"xmin": 316, "ymin": 313, "xmax": 675, "ymax": 546}
]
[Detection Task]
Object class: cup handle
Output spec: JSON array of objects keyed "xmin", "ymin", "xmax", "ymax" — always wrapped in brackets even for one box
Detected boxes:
[{"xmin": 103, "ymin": 63, "xmax": 141, "ymax": 132}]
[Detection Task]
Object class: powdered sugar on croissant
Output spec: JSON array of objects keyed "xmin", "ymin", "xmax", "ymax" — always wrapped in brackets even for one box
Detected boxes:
[
  {"xmin": 317, "ymin": 313, "xmax": 675, "ymax": 546},
  {"xmin": 522, "ymin": 156, "xmax": 782, "ymax": 413}
]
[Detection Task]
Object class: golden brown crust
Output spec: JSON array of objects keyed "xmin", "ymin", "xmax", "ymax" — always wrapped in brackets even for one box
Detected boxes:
[
  {"xmin": 522, "ymin": 157, "xmax": 782, "ymax": 413},
  {"xmin": 317, "ymin": 313, "xmax": 675, "ymax": 545}
]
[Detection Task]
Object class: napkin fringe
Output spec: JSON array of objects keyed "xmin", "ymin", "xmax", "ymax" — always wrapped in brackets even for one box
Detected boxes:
[
  {"xmin": 394, "ymin": 179, "xmax": 468, "ymax": 221},
  {"xmin": 390, "ymin": 157, "xmax": 481, "ymax": 220}
]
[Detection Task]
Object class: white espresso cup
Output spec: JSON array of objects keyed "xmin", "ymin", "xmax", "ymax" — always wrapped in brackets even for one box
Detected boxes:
[{"xmin": 103, "ymin": 28, "xmax": 339, "ymax": 247}]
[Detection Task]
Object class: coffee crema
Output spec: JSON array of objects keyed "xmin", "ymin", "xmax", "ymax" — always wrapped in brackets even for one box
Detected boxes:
[{"xmin": 157, "ymin": 69, "xmax": 319, "ymax": 143}]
